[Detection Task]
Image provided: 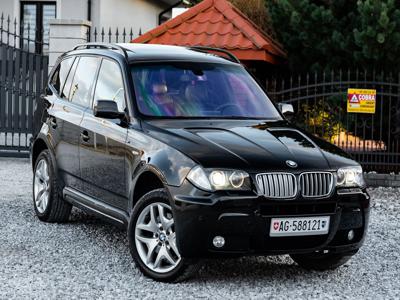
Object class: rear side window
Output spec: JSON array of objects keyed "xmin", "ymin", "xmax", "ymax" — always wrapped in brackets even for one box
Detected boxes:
[
  {"xmin": 93, "ymin": 59, "xmax": 126, "ymax": 112},
  {"xmin": 61, "ymin": 57, "xmax": 79, "ymax": 99},
  {"xmin": 50, "ymin": 57, "xmax": 74, "ymax": 95},
  {"xmin": 69, "ymin": 56, "xmax": 100, "ymax": 108}
]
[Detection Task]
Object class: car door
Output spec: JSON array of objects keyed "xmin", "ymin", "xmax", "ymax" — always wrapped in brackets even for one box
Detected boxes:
[
  {"xmin": 61, "ymin": 55, "xmax": 101, "ymax": 191},
  {"xmin": 79, "ymin": 57, "xmax": 129, "ymax": 210},
  {"xmin": 45, "ymin": 55, "xmax": 86, "ymax": 191}
]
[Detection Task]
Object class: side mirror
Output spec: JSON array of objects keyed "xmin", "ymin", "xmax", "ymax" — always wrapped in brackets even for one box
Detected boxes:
[
  {"xmin": 94, "ymin": 100, "xmax": 125, "ymax": 119},
  {"xmin": 278, "ymin": 103, "xmax": 294, "ymax": 119}
]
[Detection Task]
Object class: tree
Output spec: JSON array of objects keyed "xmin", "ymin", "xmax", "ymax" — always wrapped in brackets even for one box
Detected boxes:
[
  {"xmin": 186, "ymin": 0, "xmax": 273, "ymax": 34},
  {"xmin": 267, "ymin": 0, "xmax": 400, "ymax": 71},
  {"xmin": 266, "ymin": 0, "xmax": 358, "ymax": 71},
  {"xmin": 230, "ymin": 0, "xmax": 273, "ymax": 34},
  {"xmin": 353, "ymin": 0, "xmax": 400, "ymax": 70}
]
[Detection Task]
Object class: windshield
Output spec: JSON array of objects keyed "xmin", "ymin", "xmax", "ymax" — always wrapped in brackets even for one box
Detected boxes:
[{"xmin": 131, "ymin": 62, "xmax": 281, "ymax": 119}]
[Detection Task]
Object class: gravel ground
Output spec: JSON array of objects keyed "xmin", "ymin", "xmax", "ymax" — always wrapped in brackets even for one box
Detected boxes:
[{"xmin": 1, "ymin": 158, "xmax": 399, "ymax": 300}]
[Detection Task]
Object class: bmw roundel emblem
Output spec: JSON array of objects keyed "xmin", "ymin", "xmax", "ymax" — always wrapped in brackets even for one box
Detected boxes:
[{"xmin": 286, "ymin": 160, "xmax": 298, "ymax": 168}]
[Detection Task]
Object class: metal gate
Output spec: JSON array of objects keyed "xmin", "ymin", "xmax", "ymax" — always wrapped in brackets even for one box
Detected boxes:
[
  {"xmin": 0, "ymin": 15, "xmax": 48, "ymax": 157},
  {"xmin": 266, "ymin": 70, "xmax": 400, "ymax": 173}
]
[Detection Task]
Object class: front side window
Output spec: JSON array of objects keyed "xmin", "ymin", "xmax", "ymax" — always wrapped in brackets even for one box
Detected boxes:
[
  {"xmin": 69, "ymin": 57, "xmax": 100, "ymax": 108},
  {"xmin": 131, "ymin": 63, "xmax": 281, "ymax": 119},
  {"xmin": 94, "ymin": 59, "xmax": 126, "ymax": 112}
]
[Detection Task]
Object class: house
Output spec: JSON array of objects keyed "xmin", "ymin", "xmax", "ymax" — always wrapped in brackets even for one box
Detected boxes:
[
  {"xmin": 133, "ymin": 0, "xmax": 286, "ymax": 82},
  {"xmin": 0, "ymin": 0, "xmax": 181, "ymax": 53}
]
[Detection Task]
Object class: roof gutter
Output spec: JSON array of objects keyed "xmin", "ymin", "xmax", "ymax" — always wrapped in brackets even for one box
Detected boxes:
[
  {"xmin": 87, "ymin": 0, "xmax": 92, "ymax": 21},
  {"xmin": 87, "ymin": 0, "xmax": 92, "ymax": 40},
  {"xmin": 158, "ymin": 0, "xmax": 183, "ymax": 25}
]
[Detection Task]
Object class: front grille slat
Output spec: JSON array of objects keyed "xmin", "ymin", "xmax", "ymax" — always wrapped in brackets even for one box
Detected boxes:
[
  {"xmin": 299, "ymin": 172, "xmax": 333, "ymax": 198},
  {"xmin": 306, "ymin": 174, "xmax": 310, "ymax": 196},
  {"xmin": 278, "ymin": 174, "xmax": 284, "ymax": 196},
  {"xmin": 325, "ymin": 174, "xmax": 330, "ymax": 194},
  {"xmin": 282, "ymin": 174, "xmax": 288, "ymax": 196},
  {"xmin": 273, "ymin": 175, "xmax": 279, "ymax": 197},
  {"xmin": 262, "ymin": 175, "xmax": 268, "ymax": 196},
  {"xmin": 268, "ymin": 175, "xmax": 274, "ymax": 197},
  {"xmin": 318, "ymin": 173, "xmax": 322, "ymax": 195}
]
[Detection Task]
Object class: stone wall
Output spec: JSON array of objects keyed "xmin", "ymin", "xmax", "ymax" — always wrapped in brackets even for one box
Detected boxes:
[
  {"xmin": 48, "ymin": 19, "xmax": 92, "ymax": 72},
  {"xmin": 365, "ymin": 173, "xmax": 400, "ymax": 187}
]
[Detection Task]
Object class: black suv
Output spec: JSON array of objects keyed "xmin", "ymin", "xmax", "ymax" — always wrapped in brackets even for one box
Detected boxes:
[{"xmin": 31, "ymin": 43, "xmax": 369, "ymax": 282}]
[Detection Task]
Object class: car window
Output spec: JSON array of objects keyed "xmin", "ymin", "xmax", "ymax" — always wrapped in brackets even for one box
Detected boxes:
[
  {"xmin": 61, "ymin": 57, "xmax": 79, "ymax": 99},
  {"xmin": 131, "ymin": 62, "xmax": 281, "ymax": 119},
  {"xmin": 50, "ymin": 57, "xmax": 74, "ymax": 95},
  {"xmin": 69, "ymin": 56, "xmax": 100, "ymax": 108},
  {"xmin": 94, "ymin": 59, "xmax": 126, "ymax": 112}
]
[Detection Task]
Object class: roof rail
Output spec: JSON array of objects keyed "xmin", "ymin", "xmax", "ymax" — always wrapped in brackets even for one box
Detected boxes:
[
  {"xmin": 188, "ymin": 46, "xmax": 240, "ymax": 64},
  {"xmin": 72, "ymin": 43, "xmax": 130, "ymax": 60}
]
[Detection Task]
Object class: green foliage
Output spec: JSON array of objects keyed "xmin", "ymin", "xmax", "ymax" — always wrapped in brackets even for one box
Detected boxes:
[
  {"xmin": 187, "ymin": 0, "xmax": 273, "ymax": 34},
  {"xmin": 267, "ymin": 0, "xmax": 400, "ymax": 71},
  {"xmin": 353, "ymin": 0, "xmax": 400, "ymax": 70},
  {"xmin": 294, "ymin": 96, "xmax": 344, "ymax": 141}
]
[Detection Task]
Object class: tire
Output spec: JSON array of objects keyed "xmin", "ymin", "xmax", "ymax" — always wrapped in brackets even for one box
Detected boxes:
[
  {"xmin": 128, "ymin": 188, "xmax": 201, "ymax": 282},
  {"xmin": 33, "ymin": 149, "xmax": 72, "ymax": 222},
  {"xmin": 290, "ymin": 250, "xmax": 357, "ymax": 271}
]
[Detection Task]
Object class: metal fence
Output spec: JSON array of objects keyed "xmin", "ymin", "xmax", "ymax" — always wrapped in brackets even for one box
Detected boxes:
[
  {"xmin": 87, "ymin": 26, "xmax": 143, "ymax": 43},
  {"xmin": 266, "ymin": 69, "xmax": 400, "ymax": 173},
  {"xmin": 0, "ymin": 14, "xmax": 48, "ymax": 157},
  {"xmin": 0, "ymin": 13, "xmax": 49, "ymax": 54}
]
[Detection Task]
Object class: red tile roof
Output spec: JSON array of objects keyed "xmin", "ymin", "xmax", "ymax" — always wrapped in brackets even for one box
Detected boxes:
[{"xmin": 132, "ymin": 0, "xmax": 286, "ymax": 64}]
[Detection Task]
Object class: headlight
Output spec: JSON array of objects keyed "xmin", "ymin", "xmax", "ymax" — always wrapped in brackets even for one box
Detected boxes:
[
  {"xmin": 336, "ymin": 166, "xmax": 365, "ymax": 188},
  {"xmin": 187, "ymin": 166, "xmax": 251, "ymax": 191},
  {"xmin": 186, "ymin": 166, "xmax": 211, "ymax": 191}
]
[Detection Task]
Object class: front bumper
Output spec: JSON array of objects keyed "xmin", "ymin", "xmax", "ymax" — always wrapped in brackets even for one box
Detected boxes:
[{"xmin": 169, "ymin": 182, "xmax": 370, "ymax": 258}]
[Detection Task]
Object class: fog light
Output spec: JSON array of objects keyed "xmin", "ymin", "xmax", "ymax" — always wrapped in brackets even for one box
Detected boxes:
[
  {"xmin": 348, "ymin": 230, "xmax": 355, "ymax": 241},
  {"xmin": 213, "ymin": 236, "xmax": 225, "ymax": 248}
]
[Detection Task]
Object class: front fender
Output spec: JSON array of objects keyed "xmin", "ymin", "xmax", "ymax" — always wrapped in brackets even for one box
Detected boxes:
[{"xmin": 126, "ymin": 129, "xmax": 196, "ymax": 188}]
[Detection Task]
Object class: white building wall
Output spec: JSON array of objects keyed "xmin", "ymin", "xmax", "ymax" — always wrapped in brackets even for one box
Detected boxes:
[
  {"xmin": 0, "ymin": 0, "xmax": 15, "ymax": 19},
  {"xmin": 58, "ymin": 0, "xmax": 87, "ymax": 20},
  {"xmin": 0, "ymin": 0, "xmax": 63, "ymax": 24},
  {"xmin": 93, "ymin": 0, "xmax": 167, "ymax": 38},
  {"xmin": 0, "ymin": 0, "xmax": 168, "ymax": 37}
]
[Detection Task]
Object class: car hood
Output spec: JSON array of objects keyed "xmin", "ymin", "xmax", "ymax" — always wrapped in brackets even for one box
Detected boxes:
[{"xmin": 141, "ymin": 119, "xmax": 359, "ymax": 172}]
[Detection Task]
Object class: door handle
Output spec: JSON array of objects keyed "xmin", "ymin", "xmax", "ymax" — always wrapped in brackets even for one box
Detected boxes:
[
  {"xmin": 49, "ymin": 117, "xmax": 57, "ymax": 129},
  {"xmin": 80, "ymin": 131, "xmax": 90, "ymax": 142}
]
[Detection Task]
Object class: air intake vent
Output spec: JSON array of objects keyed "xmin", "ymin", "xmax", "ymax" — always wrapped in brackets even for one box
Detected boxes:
[
  {"xmin": 256, "ymin": 173, "xmax": 297, "ymax": 198},
  {"xmin": 300, "ymin": 172, "xmax": 333, "ymax": 197}
]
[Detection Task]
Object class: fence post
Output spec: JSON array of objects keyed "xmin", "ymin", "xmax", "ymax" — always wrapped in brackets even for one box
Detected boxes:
[{"xmin": 48, "ymin": 19, "xmax": 91, "ymax": 73}]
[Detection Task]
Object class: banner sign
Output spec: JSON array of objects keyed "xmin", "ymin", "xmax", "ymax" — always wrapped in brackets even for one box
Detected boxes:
[{"xmin": 347, "ymin": 88, "xmax": 376, "ymax": 114}]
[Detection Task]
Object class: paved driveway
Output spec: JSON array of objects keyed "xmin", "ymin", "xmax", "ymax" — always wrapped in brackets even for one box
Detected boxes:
[{"xmin": 0, "ymin": 158, "xmax": 399, "ymax": 299}]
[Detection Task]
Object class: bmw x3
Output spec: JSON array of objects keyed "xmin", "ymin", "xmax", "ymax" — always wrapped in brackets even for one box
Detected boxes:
[{"xmin": 31, "ymin": 43, "xmax": 369, "ymax": 282}]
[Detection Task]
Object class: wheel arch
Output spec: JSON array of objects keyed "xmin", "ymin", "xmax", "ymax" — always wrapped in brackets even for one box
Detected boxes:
[
  {"xmin": 129, "ymin": 167, "xmax": 168, "ymax": 212},
  {"xmin": 31, "ymin": 134, "xmax": 59, "ymax": 181},
  {"xmin": 31, "ymin": 137, "xmax": 49, "ymax": 170}
]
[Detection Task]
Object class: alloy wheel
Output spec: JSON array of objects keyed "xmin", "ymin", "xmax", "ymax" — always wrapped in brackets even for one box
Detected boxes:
[
  {"xmin": 135, "ymin": 202, "xmax": 181, "ymax": 273},
  {"xmin": 34, "ymin": 159, "xmax": 50, "ymax": 214}
]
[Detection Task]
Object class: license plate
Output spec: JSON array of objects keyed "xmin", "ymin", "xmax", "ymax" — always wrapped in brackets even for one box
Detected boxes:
[{"xmin": 270, "ymin": 216, "xmax": 330, "ymax": 237}]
